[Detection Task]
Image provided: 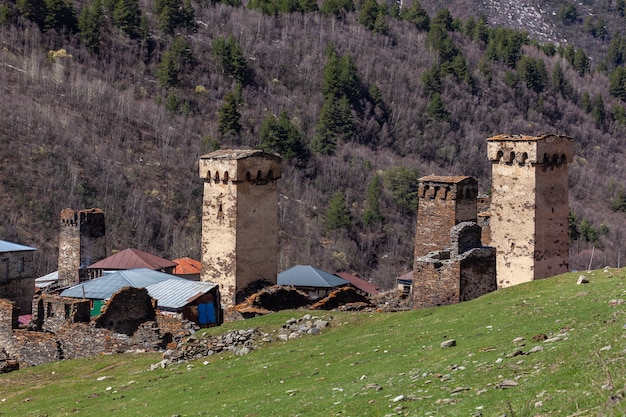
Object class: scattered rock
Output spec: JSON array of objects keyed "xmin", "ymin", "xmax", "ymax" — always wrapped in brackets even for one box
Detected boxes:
[
  {"xmin": 152, "ymin": 315, "xmax": 333, "ymax": 369},
  {"xmin": 527, "ymin": 345, "xmax": 544, "ymax": 354},
  {"xmin": 609, "ymin": 299, "xmax": 625, "ymax": 307},
  {"xmin": 532, "ymin": 334, "xmax": 547, "ymax": 342},
  {"xmin": 577, "ymin": 275, "xmax": 589, "ymax": 285},
  {"xmin": 366, "ymin": 383, "xmax": 382, "ymax": 391},
  {"xmin": 441, "ymin": 339, "xmax": 456, "ymax": 348},
  {"xmin": 391, "ymin": 395, "xmax": 405, "ymax": 402},
  {"xmin": 496, "ymin": 379, "xmax": 518, "ymax": 389},
  {"xmin": 505, "ymin": 349, "xmax": 524, "ymax": 358}
]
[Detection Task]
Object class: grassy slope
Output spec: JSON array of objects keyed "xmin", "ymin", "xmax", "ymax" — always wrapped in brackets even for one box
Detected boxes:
[{"xmin": 1, "ymin": 269, "xmax": 626, "ymax": 416}]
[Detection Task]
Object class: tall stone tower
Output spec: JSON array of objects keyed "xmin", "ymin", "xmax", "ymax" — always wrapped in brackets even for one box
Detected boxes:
[
  {"xmin": 58, "ymin": 208, "xmax": 106, "ymax": 287},
  {"xmin": 487, "ymin": 134, "xmax": 574, "ymax": 287},
  {"xmin": 198, "ymin": 150, "xmax": 282, "ymax": 309},
  {"xmin": 414, "ymin": 175, "xmax": 478, "ymax": 258}
]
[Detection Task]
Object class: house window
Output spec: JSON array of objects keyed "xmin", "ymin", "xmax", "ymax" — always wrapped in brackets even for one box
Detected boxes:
[
  {"xmin": 18, "ymin": 257, "xmax": 24, "ymax": 273},
  {"xmin": 0, "ymin": 259, "xmax": 8, "ymax": 283}
]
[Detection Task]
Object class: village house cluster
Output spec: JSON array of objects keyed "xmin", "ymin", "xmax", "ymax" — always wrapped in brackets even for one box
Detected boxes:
[{"xmin": 0, "ymin": 134, "xmax": 573, "ymax": 370}]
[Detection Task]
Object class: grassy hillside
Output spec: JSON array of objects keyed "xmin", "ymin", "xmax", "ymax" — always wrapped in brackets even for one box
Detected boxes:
[{"xmin": 2, "ymin": 269, "xmax": 626, "ymax": 416}]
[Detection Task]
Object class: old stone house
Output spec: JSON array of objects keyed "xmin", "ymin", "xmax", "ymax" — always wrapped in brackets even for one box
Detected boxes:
[
  {"xmin": 60, "ymin": 268, "xmax": 221, "ymax": 326},
  {"xmin": 0, "ymin": 240, "xmax": 36, "ymax": 314},
  {"xmin": 411, "ymin": 176, "xmax": 496, "ymax": 308}
]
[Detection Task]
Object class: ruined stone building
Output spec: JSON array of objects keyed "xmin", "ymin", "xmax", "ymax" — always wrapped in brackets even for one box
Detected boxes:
[
  {"xmin": 412, "ymin": 222, "xmax": 496, "ymax": 308},
  {"xmin": 0, "ymin": 240, "xmax": 36, "ymax": 314},
  {"xmin": 414, "ymin": 176, "xmax": 478, "ymax": 258},
  {"xmin": 58, "ymin": 208, "xmax": 106, "ymax": 287},
  {"xmin": 487, "ymin": 134, "xmax": 573, "ymax": 287},
  {"xmin": 411, "ymin": 176, "xmax": 496, "ymax": 308},
  {"xmin": 198, "ymin": 150, "xmax": 282, "ymax": 309}
]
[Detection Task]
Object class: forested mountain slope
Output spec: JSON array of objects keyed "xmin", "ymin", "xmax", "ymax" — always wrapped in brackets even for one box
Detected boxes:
[{"xmin": 1, "ymin": 0, "xmax": 626, "ymax": 288}]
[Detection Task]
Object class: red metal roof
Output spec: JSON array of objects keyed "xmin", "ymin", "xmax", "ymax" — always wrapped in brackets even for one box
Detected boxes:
[
  {"xmin": 88, "ymin": 248, "xmax": 176, "ymax": 270},
  {"xmin": 335, "ymin": 272, "xmax": 380, "ymax": 295},
  {"xmin": 173, "ymin": 257, "xmax": 202, "ymax": 275}
]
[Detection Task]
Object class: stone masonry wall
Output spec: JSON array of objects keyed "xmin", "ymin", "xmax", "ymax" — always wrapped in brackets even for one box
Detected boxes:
[
  {"xmin": 0, "ymin": 300, "xmax": 17, "ymax": 355},
  {"xmin": 58, "ymin": 208, "xmax": 106, "ymax": 287},
  {"xmin": 94, "ymin": 287, "xmax": 156, "ymax": 335},
  {"xmin": 414, "ymin": 176, "xmax": 477, "ymax": 258},
  {"xmin": 32, "ymin": 294, "xmax": 90, "ymax": 333},
  {"xmin": 0, "ymin": 249, "xmax": 35, "ymax": 314},
  {"xmin": 488, "ymin": 134, "xmax": 573, "ymax": 287},
  {"xmin": 412, "ymin": 222, "xmax": 496, "ymax": 309},
  {"xmin": 199, "ymin": 150, "xmax": 282, "ymax": 310}
]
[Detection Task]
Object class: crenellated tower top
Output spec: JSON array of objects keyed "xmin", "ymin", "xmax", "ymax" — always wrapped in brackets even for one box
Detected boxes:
[{"xmin": 486, "ymin": 134, "xmax": 573, "ymax": 168}]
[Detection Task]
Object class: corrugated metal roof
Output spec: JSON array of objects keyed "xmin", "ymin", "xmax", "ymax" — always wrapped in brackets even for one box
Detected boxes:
[
  {"xmin": 35, "ymin": 271, "xmax": 58, "ymax": 288},
  {"xmin": 147, "ymin": 279, "xmax": 217, "ymax": 310},
  {"xmin": 278, "ymin": 265, "xmax": 348, "ymax": 288},
  {"xmin": 88, "ymin": 248, "xmax": 176, "ymax": 270},
  {"xmin": 335, "ymin": 272, "xmax": 380, "ymax": 295},
  {"xmin": 0, "ymin": 240, "xmax": 36, "ymax": 253},
  {"xmin": 60, "ymin": 268, "xmax": 186, "ymax": 300},
  {"xmin": 173, "ymin": 257, "xmax": 202, "ymax": 275}
]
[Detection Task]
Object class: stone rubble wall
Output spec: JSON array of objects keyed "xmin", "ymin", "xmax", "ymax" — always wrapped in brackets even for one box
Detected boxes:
[{"xmin": 153, "ymin": 314, "xmax": 332, "ymax": 369}]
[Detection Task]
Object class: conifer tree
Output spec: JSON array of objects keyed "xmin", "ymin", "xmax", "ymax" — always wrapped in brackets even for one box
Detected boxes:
[
  {"xmin": 325, "ymin": 192, "xmax": 351, "ymax": 231},
  {"xmin": 113, "ymin": 0, "xmax": 142, "ymax": 39},
  {"xmin": 218, "ymin": 87, "xmax": 242, "ymax": 139},
  {"xmin": 78, "ymin": 0, "xmax": 103, "ymax": 53},
  {"xmin": 259, "ymin": 111, "xmax": 309, "ymax": 161},
  {"xmin": 363, "ymin": 173, "xmax": 384, "ymax": 227},
  {"xmin": 212, "ymin": 35, "xmax": 250, "ymax": 85},
  {"xmin": 401, "ymin": 0, "xmax": 429, "ymax": 31}
]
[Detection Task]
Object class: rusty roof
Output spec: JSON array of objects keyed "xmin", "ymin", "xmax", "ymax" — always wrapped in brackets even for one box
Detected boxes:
[
  {"xmin": 335, "ymin": 272, "xmax": 380, "ymax": 295},
  {"xmin": 419, "ymin": 175, "xmax": 474, "ymax": 184},
  {"xmin": 88, "ymin": 248, "xmax": 176, "ymax": 270},
  {"xmin": 173, "ymin": 257, "xmax": 202, "ymax": 275}
]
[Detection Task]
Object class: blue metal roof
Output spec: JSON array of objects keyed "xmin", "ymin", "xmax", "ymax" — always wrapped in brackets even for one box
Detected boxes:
[
  {"xmin": 0, "ymin": 240, "xmax": 35, "ymax": 253},
  {"xmin": 147, "ymin": 279, "xmax": 217, "ymax": 310},
  {"xmin": 60, "ymin": 268, "xmax": 187, "ymax": 300},
  {"xmin": 278, "ymin": 265, "xmax": 348, "ymax": 288}
]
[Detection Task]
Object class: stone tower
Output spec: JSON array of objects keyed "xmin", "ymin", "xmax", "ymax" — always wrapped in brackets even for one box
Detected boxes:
[
  {"xmin": 198, "ymin": 150, "xmax": 282, "ymax": 309},
  {"xmin": 58, "ymin": 208, "xmax": 106, "ymax": 288},
  {"xmin": 414, "ymin": 175, "xmax": 478, "ymax": 258},
  {"xmin": 487, "ymin": 134, "xmax": 574, "ymax": 287}
]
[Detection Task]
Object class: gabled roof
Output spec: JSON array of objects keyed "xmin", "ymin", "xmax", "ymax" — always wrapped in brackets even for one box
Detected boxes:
[
  {"xmin": 173, "ymin": 257, "xmax": 202, "ymax": 275},
  {"xmin": 88, "ymin": 248, "xmax": 176, "ymax": 270},
  {"xmin": 335, "ymin": 272, "xmax": 380, "ymax": 295},
  {"xmin": 147, "ymin": 279, "xmax": 217, "ymax": 310},
  {"xmin": 60, "ymin": 268, "xmax": 186, "ymax": 300},
  {"xmin": 278, "ymin": 265, "xmax": 348, "ymax": 288},
  {"xmin": 0, "ymin": 240, "xmax": 35, "ymax": 253}
]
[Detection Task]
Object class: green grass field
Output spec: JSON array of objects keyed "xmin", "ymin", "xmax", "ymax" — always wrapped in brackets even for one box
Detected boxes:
[{"xmin": 1, "ymin": 269, "xmax": 626, "ymax": 417}]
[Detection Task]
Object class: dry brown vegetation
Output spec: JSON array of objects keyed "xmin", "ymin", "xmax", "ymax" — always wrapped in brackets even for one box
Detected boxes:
[{"xmin": 1, "ymin": 0, "xmax": 626, "ymax": 288}]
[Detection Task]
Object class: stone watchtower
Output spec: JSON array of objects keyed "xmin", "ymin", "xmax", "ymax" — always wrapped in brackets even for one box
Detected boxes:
[
  {"xmin": 58, "ymin": 208, "xmax": 106, "ymax": 288},
  {"xmin": 198, "ymin": 150, "xmax": 282, "ymax": 309},
  {"xmin": 487, "ymin": 134, "xmax": 574, "ymax": 287},
  {"xmin": 414, "ymin": 176, "xmax": 478, "ymax": 258}
]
